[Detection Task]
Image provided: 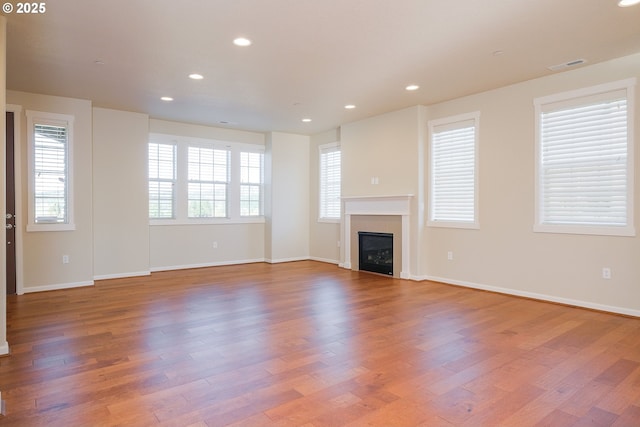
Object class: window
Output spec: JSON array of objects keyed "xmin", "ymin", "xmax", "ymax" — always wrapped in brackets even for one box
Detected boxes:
[
  {"xmin": 319, "ymin": 142, "xmax": 341, "ymax": 221},
  {"xmin": 534, "ymin": 79, "xmax": 635, "ymax": 236},
  {"xmin": 148, "ymin": 142, "xmax": 176, "ymax": 219},
  {"xmin": 240, "ymin": 151, "xmax": 264, "ymax": 216},
  {"xmin": 26, "ymin": 111, "xmax": 74, "ymax": 231},
  {"xmin": 188, "ymin": 146, "xmax": 229, "ymax": 218},
  {"xmin": 428, "ymin": 112, "xmax": 479, "ymax": 228},
  {"xmin": 148, "ymin": 133, "xmax": 264, "ymax": 224}
]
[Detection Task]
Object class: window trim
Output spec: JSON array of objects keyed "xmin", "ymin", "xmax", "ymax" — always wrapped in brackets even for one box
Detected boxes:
[
  {"xmin": 533, "ymin": 78, "xmax": 636, "ymax": 237},
  {"xmin": 318, "ymin": 142, "xmax": 341, "ymax": 223},
  {"xmin": 427, "ymin": 111, "xmax": 480, "ymax": 230},
  {"xmin": 26, "ymin": 110, "xmax": 75, "ymax": 232},
  {"xmin": 149, "ymin": 133, "xmax": 265, "ymax": 226}
]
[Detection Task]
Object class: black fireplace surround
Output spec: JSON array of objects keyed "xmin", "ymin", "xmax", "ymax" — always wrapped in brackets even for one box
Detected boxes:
[{"xmin": 358, "ymin": 231, "xmax": 393, "ymax": 276}]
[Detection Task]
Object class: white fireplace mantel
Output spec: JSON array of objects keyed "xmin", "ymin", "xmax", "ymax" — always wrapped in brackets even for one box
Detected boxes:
[{"xmin": 342, "ymin": 195, "xmax": 413, "ymax": 279}]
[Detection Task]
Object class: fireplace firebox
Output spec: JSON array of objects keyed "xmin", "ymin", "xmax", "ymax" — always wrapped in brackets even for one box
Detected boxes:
[{"xmin": 358, "ymin": 232, "xmax": 393, "ymax": 276}]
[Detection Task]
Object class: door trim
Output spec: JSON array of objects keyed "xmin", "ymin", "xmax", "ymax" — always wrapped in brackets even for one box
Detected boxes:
[{"xmin": 6, "ymin": 104, "xmax": 23, "ymax": 295}]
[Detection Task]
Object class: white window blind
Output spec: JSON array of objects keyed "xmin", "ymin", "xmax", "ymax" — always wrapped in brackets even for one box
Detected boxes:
[
  {"xmin": 240, "ymin": 151, "xmax": 263, "ymax": 217},
  {"xmin": 149, "ymin": 142, "xmax": 176, "ymax": 219},
  {"xmin": 429, "ymin": 113, "xmax": 479, "ymax": 227},
  {"xmin": 27, "ymin": 110, "xmax": 75, "ymax": 232},
  {"xmin": 319, "ymin": 143, "xmax": 341, "ymax": 220},
  {"xmin": 535, "ymin": 79, "xmax": 635, "ymax": 235},
  {"xmin": 34, "ymin": 123, "xmax": 68, "ymax": 223},
  {"xmin": 187, "ymin": 146, "xmax": 229, "ymax": 218}
]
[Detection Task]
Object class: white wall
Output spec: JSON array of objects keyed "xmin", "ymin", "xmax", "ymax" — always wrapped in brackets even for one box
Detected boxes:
[
  {"xmin": 309, "ymin": 129, "xmax": 341, "ymax": 264},
  {"xmin": 150, "ymin": 223, "xmax": 265, "ymax": 270},
  {"xmin": 1, "ymin": 15, "xmax": 8, "ymax": 355},
  {"xmin": 421, "ymin": 53, "xmax": 640, "ymax": 315},
  {"xmin": 93, "ymin": 108, "xmax": 150, "ymax": 279},
  {"xmin": 150, "ymin": 119, "xmax": 265, "ymax": 145},
  {"xmin": 341, "ymin": 106, "xmax": 422, "ymax": 197},
  {"xmin": 265, "ymin": 132, "xmax": 310, "ymax": 262},
  {"xmin": 7, "ymin": 90, "xmax": 94, "ymax": 292}
]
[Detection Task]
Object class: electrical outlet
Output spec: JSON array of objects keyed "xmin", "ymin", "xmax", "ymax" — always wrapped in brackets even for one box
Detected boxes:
[
  {"xmin": 447, "ymin": 251, "xmax": 453, "ymax": 261},
  {"xmin": 212, "ymin": 242, "xmax": 218, "ymax": 249},
  {"xmin": 337, "ymin": 240, "xmax": 341, "ymax": 247},
  {"xmin": 62, "ymin": 255, "xmax": 70, "ymax": 264},
  {"xmin": 602, "ymin": 267, "xmax": 611, "ymax": 279}
]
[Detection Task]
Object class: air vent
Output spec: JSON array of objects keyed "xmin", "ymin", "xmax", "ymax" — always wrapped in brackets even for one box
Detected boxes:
[{"xmin": 548, "ymin": 59, "xmax": 587, "ymax": 71}]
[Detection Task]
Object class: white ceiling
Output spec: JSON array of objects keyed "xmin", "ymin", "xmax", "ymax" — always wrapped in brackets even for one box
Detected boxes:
[{"xmin": 4, "ymin": 0, "xmax": 640, "ymax": 135}]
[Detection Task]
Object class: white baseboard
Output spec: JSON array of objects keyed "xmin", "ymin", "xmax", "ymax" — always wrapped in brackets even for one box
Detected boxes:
[
  {"xmin": 265, "ymin": 256, "xmax": 310, "ymax": 264},
  {"xmin": 423, "ymin": 275, "xmax": 640, "ymax": 318},
  {"xmin": 150, "ymin": 258, "xmax": 265, "ymax": 272},
  {"xmin": 0, "ymin": 341, "xmax": 9, "ymax": 356},
  {"xmin": 309, "ymin": 256, "xmax": 339, "ymax": 265},
  {"xmin": 153, "ymin": 257, "xmax": 338, "ymax": 272},
  {"xmin": 22, "ymin": 280, "xmax": 94, "ymax": 294},
  {"xmin": 94, "ymin": 270, "xmax": 151, "ymax": 281}
]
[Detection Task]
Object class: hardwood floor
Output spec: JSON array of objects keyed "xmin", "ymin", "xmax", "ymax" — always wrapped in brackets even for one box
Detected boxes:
[{"xmin": 1, "ymin": 261, "xmax": 640, "ymax": 426}]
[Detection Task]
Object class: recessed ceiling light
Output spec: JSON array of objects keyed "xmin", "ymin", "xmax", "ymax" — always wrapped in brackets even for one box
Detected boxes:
[
  {"xmin": 233, "ymin": 37, "xmax": 252, "ymax": 47},
  {"xmin": 345, "ymin": 104, "xmax": 356, "ymax": 109},
  {"xmin": 189, "ymin": 73, "xmax": 204, "ymax": 80},
  {"xmin": 405, "ymin": 84, "xmax": 420, "ymax": 91},
  {"xmin": 618, "ymin": 0, "xmax": 640, "ymax": 6},
  {"xmin": 302, "ymin": 118, "xmax": 312, "ymax": 123},
  {"xmin": 161, "ymin": 96, "xmax": 174, "ymax": 102}
]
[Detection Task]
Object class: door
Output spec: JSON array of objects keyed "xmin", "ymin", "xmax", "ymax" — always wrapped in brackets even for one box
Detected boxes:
[{"xmin": 6, "ymin": 111, "xmax": 16, "ymax": 295}]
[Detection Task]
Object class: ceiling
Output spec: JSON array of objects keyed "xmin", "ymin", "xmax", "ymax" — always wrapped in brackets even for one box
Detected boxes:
[{"xmin": 3, "ymin": 0, "xmax": 640, "ymax": 135}]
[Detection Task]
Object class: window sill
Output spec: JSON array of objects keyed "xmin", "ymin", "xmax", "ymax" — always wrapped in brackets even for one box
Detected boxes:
[
  {"xmin": 318, "ymin": 217, "xmax": 341, "ymax": 224},
  {"xmin": 27, "ymin": 223, "xmax": 76, "ymax": 232},
  {"xmin": 533, "ymin": 224, "xmax": 636, "ymax": 237},
  {"xmin": 427, "ymin": 220, "xmax": 479, "ymax": 230}
]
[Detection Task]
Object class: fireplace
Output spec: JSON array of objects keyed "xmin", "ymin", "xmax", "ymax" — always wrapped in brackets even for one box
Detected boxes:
[
  {"xmin": 342, "ymin": 195, "xmax": 412, "ymax": 279},
  {"xmin": 358, "ymin": 232, "xmax": 393, "ymax": 276}
]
